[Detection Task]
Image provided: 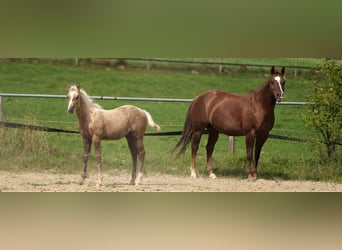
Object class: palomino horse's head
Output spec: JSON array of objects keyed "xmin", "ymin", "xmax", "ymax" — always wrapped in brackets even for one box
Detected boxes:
[
  {"xmin": 66, "ymin": 82, "xmax": 81, "ymax": 114},
  {"xmin": 270, "ymin": 66, "xmax": 286, "ymax": 102}
]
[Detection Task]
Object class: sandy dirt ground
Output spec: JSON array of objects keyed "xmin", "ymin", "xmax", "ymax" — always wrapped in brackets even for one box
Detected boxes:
[{"xmin": 0, "ymin": 170, "xmax": 341, "ymax": 192}]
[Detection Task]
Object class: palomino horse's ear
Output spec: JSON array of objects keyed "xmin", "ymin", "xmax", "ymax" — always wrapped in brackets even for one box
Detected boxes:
[
  {"xmin": 76, "ymin": 82, "xmax": 81, "ymax": 90},
  {"xmin": 67, "ymin": 83, "xmax": 71, "ymax": 90},
  {"xmin": 281, "ymin": 66, "xmax": 285, "ymax": 75},
  {"xmin": 270, "ymin": 66, "xmax": 276, "ymax": 75}
]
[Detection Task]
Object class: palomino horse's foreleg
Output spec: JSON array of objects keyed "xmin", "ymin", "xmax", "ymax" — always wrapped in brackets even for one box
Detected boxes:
[
  {"xmin": 253, "ymin": 134, "xmax": 268, "ymax": 179},
  {"xmin": 190, "ymin": 130, "xmax": 202, "ymax": 178},
  {"xmin": 93, "ymin": 139, "xmax": 103, "ymax": 187},
  {"xmin": 245, "ymin": 135, "xmax": 256, "ymax": 180},
  {"xmin": 80, "ymin": 138, "xmax": 91, "ymax": 185},
  {"xmin": 206, "ymin": 126, "xmax": 219, "ymax": 179}
]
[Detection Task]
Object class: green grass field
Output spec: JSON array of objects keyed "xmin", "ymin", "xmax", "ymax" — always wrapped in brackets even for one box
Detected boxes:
[{"xmin": 0, "ymin": 59, "xmax": 341, "ymax": 182}]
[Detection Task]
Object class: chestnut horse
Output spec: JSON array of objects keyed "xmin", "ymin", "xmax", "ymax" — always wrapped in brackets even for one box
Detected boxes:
[
  {"xmin": 172, "ymin": 66, "xmax": 286, "ymax": 180},
  {"xmin": 67, "ymin": 83, "xmax": 160, "ymax": 186}
]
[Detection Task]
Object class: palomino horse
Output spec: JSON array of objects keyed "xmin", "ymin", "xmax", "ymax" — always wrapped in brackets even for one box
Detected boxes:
[
  {"xmin": 172, "ymin": 66, "xmax": 286, "ymax": 180},
  {"xmin": 67, "ymin": 83, "xmax": 160, "ymax": 186}
]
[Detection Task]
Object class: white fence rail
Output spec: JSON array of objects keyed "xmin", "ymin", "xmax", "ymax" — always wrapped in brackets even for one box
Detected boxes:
[
  {"xmin": 0, "ymin": 93, "xmax": 306, "ymax": 123},
  {"xmin": 0, "ymin": 93, "xmax": 306, "ymax": 103},
  {"xmin": 0, "ymin": 93, "xmax": 307, "ymax": 154}
]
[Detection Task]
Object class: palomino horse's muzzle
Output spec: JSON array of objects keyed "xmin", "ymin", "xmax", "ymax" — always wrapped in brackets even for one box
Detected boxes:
[{"xmin": 67, "ymin": 103, "xmax": 75, "ymax": 114}]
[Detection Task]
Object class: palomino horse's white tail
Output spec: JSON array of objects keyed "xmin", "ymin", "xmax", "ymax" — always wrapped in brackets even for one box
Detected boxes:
[{"xmin": 142, "ymin": 110, "xmax": 160, "ymax": 131}]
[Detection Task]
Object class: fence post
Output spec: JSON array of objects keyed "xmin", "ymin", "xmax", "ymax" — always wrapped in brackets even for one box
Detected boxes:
[
  {"xmin": 219, "ymin": 58, "xmax": 223, "ymax": 74},
  {"xmin": 146, "ymin": 58, "xmax": 151, "ymax": 70},
  {"xmin": 0, "ymin": 96, "xmax": 2, "ymax": 122},
  {"xmin": 294, "ymin": 58, "xmax": 298, "ymax": 77},
  {"xmin": 75, "ymin": 58, "xmax": 79, "ymax": 67},
  {"xmin": 228, "ymin": 136, "xmax": 235, "ymax": 154}
]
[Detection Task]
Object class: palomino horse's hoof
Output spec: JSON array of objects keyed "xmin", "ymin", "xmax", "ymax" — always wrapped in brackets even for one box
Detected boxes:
[{"xmin": 209, "ymin": 173, "xmax": 217, "ymax": 179}]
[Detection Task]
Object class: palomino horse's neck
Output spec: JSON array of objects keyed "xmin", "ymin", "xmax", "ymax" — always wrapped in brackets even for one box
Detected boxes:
[
  {"xmin": 75, "ymin": 92, "xmax": 94, "ymax": 135},
  {"xmin": 254, "ymin": 80, "xmax": 276, "ymax": 110}
]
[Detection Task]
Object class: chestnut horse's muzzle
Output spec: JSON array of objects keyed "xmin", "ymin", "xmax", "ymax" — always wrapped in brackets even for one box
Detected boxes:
[{"xmin": 276, "ymin": 94, "xmax": 284, "ymax": 102}]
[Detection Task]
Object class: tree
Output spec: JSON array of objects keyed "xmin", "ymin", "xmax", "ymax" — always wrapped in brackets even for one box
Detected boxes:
[{"xmin": 304, "ymin": 59, "xmax": 342, "ymax": 160}]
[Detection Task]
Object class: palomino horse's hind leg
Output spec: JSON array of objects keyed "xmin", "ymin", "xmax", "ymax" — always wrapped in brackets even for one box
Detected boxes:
[
  {"xmin": 126, "ymin": 134, "xmax": 138, "ymax": 185},
  {"xmin": 190, "ymin": 130, "xmax": 203, "ymax": 178},
  {"xmin": 127, "ymin": 134, "xmax": 145, "ymax": 186},
  {"xmin": 135, "ymin": 137, "xmax": 145, "ymax": 185},
  {"xmin": 206, "ymin": 126, "xmax": 219, "ymax": 179},
  {"xmin": 80, "ymin": 138, "xmax": 91, "ymax": 185}
]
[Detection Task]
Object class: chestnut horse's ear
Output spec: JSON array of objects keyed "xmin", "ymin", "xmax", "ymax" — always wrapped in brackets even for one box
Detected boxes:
[
  {"xmin": 76, "ymin": 82, "xmax": 81, "ymax": 90},
  {"xmin": 270, "ymin": 66, "xmax": 276, "ymax": 75},
  {"xmin": 281, "ymin": 66, "xmax": 285, "ymax": 75}
]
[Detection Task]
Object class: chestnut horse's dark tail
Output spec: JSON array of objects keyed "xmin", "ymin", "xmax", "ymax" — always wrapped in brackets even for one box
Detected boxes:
[{"xmin": 171, "ymin": 103, "xmax": 194, "ymax": 159}]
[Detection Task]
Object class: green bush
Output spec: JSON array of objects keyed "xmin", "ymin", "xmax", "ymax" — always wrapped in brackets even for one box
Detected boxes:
[{"xmin": 304, "ymin": 59, "xmax": 342, "ymax": 161}]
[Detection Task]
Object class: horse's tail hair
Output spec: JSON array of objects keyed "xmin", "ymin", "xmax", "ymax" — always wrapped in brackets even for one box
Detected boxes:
[
  {"xmin": 171, "ymin": 103, "xmax": 193, "ymax": 159},
  {"xmin": 143, "ymin": 110, "xmax": 161, "ymax": 131}
]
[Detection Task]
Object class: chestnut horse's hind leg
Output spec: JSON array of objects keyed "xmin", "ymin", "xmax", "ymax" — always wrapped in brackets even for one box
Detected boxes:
[
  {"xmin": 190, "ymin": 130, "xmax": 203, "ymax": 178},
  {"xmin": 80, "ymin": 138, "xmax": 91, "ymax": 185},
  {"xmin": 206, "ymin": 125, "xmax": 219, "ymax": 179}
]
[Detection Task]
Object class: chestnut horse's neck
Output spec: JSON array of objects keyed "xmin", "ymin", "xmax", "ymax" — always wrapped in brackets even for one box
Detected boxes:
[{"xmin": 253, "ymin": 80, "xmax": 276, "ymax": 110}]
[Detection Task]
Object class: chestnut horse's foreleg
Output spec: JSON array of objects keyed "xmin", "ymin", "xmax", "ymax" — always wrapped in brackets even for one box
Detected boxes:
[
  {"xmin": 93, "ymin": 137, "xmax": 103, "ymax": 187},
  {"xmin": 206, "ymin": 126, "xmax": 219, "ymax": 179},
  {"xmin": 253, "ymin": 134, "xmax": 268, "ymax": 179},
  {"xmin": 190, "ymin": 130, "xmax": 202, "ymax": 178},
  {"xmin": 80, "ymin": 138, "xmax": 91, "ymax": 185},
  {"xmin": 245, "ymin": 135, "xmax": 256, "ymax": 180}
]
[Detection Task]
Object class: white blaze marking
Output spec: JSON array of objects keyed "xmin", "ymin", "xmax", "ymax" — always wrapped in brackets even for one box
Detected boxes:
[
  {"xmin": 274, "ymin": 76, "xmax": 284, "ymax": 96},
  {"xmin": 68, "ymin": 91, "xmax": 75, "ymax": 111}
]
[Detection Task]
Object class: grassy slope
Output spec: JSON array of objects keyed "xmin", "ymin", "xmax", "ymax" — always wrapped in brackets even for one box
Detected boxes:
[{"xmin": 0, "ymin": 60, "xmax": 340, "ymax": 182}]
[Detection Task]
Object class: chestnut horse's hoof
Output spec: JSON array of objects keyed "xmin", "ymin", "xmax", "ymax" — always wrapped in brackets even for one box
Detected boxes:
[
  {"xmin": 247, "ymin": 174, "xmax": 257, "ymax": 182},
  {"xmin": 79, "ymin": 175, "xmax": 87, "ymax": 185}
]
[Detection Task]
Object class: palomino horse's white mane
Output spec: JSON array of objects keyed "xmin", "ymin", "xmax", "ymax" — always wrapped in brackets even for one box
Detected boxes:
[{"xmin": 77, "ymin": 87, "xmax": 103, "ymax": 110}]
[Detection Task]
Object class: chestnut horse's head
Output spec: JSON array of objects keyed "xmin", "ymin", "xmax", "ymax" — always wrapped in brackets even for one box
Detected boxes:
[
  {"xmin": 66, "ymin": 82, "xmax": 81, "ymax": 114},
  {"xmin": 269, "ymin": 66, "xmax": 286, "ymax": 102}
]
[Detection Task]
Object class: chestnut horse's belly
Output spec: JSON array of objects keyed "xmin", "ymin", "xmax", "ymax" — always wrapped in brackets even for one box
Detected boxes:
[{"xmin": 208, "ymin": 101, "xmax": 256, "ymax": 136}]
